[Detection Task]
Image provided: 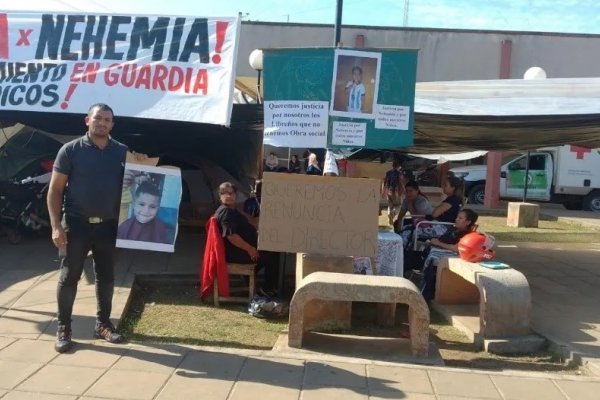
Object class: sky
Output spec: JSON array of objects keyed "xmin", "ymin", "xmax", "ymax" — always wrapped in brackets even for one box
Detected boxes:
[{"xmin": 5, "ymin": 0, "xmax": 600, "ymax": 35}]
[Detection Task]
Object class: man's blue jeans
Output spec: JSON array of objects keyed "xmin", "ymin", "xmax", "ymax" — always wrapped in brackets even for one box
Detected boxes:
[{"xmin": 56, "ymin": 216, "xmax": 117, "ymax": 328}]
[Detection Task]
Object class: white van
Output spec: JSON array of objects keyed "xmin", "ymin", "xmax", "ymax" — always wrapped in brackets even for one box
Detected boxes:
[{"xmin": 451, "ymin": 145, "xmax": 600, "ymax": 212}]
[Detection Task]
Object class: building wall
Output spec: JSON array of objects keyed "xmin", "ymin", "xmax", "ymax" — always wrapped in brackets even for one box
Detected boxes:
[{"xmin": 237, "ymin": 22, "xmax": 600, "ymax": 81}]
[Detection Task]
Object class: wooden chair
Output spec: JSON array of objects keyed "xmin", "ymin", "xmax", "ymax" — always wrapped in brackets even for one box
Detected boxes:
[
  {"xmin": 213, "ymin": 262, "xmax": 257, "ymax": 307},
  {"xmin": 202, "ymin": 215, "xmax": 257, "ymax": 307}
]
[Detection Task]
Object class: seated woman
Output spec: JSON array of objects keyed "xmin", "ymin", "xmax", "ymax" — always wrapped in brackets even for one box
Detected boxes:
[
  {"xmin": 117, "ymin": 181, "xmax": 174, "ymax": 244},
  {"xmin": 431, "ymin": 176, "xmax": 464, "ymax": 223},
  {"xmin": 420, "ymin": 208, "xmax": 478, "ymax": 301},
  {"xmin": 288, "ymin": 155, "xmax": 302, "ymax": 174},
  {"xmin": 215, "ymin": 181, "xmax": 279, "ymax": 297},
  {"xmin": 305, "ymin": 153, "xmax": 322, "ymax": 175},
  {"xmin": 399, "ymin": 176, "xmax": 464, "ymax": 248},
  {"xmin": 393, "ymin": 180, "xmax": 432, "ymax": 230},
  {"xmin": 265, "ymin": 152, "xmax": 279, "ymax": 172}
]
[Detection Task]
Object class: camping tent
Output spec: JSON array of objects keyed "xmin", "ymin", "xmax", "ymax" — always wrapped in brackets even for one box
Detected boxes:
[
  {"xmin": 5, "ymin": 77, "xmax": 600, "ymax": 166},
  {"xmin": 0, "ymin": 125, "xmax": 252, "ymax": 222},
  {"xmin": 410, "ymin": 78, "xmax": 600, "ymax": 153},
  {"xmin": 333, "ymin": 77, "xmax": 600, "ymax": 156},
  {"xmin": 0, "ymin": 104, "xmax": 262, "ymax": 184},
  {"xmin": 0, "ymin": 124, "xmax": 72, "ymax": 182}
]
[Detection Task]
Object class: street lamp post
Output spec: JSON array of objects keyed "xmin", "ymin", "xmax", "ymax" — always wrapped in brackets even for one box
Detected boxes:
[
  {"xmin": 334, "ymin": 0, "xmax": 343, "ymax": 46},
  {"xmin": 249, "ymin": 49, "xmax": 264, "ymax": 104}
]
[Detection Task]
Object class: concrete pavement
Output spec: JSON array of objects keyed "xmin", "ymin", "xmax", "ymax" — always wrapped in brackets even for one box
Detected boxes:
[
  {"xmin": 1, "ymin": 207, "xmax": 600, "ymax": 399},
  {"xmin": 2, "ymin": 338, "xmax": 600, "ymax": 400}
]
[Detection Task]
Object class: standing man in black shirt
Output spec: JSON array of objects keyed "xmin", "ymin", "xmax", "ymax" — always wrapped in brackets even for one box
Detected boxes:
[
  {"xmin": 47, "ymin": 103, "xmax": 143, "ymax": 353},
  {"xmin": 382, "ymin": 160, "xmax": 405, "ymax": 226}
]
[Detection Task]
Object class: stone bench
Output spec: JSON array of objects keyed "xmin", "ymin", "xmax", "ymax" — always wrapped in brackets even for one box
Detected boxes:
[
  {"xmin": 434, "ymin": 257, "xmax": 545, "ymax": 353},
  {"xmin": 288, "ymin": 271, "xmax": 430, "ymax": 357},
  {"xmin": 295, "ymin": 253, "xmax": 356, "ymax": 331}
]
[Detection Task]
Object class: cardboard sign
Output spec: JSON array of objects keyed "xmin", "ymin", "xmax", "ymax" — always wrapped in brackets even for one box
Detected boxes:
[
  {"xmin": 0, "ymin": 12, "xmax": 240, "ymax": 125},
  {"xmin": 258, "ymin": 173, "xmax": 379, "ymax": 257}
]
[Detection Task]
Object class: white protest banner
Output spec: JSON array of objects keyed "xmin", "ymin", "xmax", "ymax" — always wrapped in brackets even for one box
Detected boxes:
[
  {"xmin": 258, "ymin": 173, "xmax": 379, "ymax": 257},
  {"xmin": 0, "ymin": 12, "xmax": 240, "ymax": 125},
  {"xmin": 117, "ymin": 164, "xmax": 182, "ymax": 253},
  {"xmin": 263, "ymin": 100, "xmax": 328, "ymax": 147}
]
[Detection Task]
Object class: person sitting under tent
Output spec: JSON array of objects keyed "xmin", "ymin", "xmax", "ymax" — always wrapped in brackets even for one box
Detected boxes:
[
  {"xmin": 265, "ymin": 153, "xmax": 279, "ymax": 172},
  {"xmin": 398, "ymin": 176, "xmax": 464, "ymax": 249},
  {"xmin": 214, "ymin": 181, "xmax": 280, "ymax": 298},
  {"xmin": 393, "ymin": 180, "xmax": 433, "ymax": 231},
  {"xmin": 288, "ymin": 155, "xmax": 302, "ymax": 174},
  {"xmin": 382, "ymin": 160, "xmax": 406, "ymax": 225},
  {"xmin": 418, "ymin": 209, "xmax": 479, "ymax": 301},
  {"xmin": 305, "ymin": 153, "xmax": 322, "ymax": 175}
]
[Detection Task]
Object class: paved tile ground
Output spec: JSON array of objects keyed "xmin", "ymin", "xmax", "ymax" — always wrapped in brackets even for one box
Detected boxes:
[{"xmin": 0, "ymin": 210, "xmax": 600, "ymax": 399}]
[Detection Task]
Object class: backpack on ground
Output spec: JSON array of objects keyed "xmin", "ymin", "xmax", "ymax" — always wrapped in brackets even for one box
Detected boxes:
[{"xmin": 248, "ymin": 295, "xmax": 289, "ymax": 319}]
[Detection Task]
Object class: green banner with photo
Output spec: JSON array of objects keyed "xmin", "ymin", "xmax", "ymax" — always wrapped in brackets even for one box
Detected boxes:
[{"xmin": 262, "ymin": 47, "xmax": 417, "ymax": 149}]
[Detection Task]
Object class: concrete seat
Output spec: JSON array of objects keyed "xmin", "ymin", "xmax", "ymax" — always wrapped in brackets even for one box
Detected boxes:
[
  {"xmin": 434, "ymin": 257, "xmax": 545, "ymax": 353},
  {"xmin": 288, "ymin": 271, "xmax": 430, "ymax": 357},
  {"xmin": 295, "ymin": 253, "xmax": 356, "ymax": 331},
  {"xmin": 213, "ymin": 263, "xmax": 256, "ymax": 307}
]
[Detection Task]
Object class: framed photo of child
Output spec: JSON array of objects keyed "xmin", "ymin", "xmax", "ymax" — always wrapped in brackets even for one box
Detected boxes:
[
  {"xmin": 116, "ymin": 163, "xmax": 182, "ymax": 253},
  {"xmin": 330, "ymin": 49, "xmax": 382, "ymax": 119}
]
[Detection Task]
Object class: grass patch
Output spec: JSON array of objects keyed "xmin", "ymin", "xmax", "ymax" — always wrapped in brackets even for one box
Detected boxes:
[
  {"xmin": 477, "ymin": 215, "xmax": 600, "ymax": 243},
  {"xmin": 120, "ymin": 284, "xmax": 581, "ymax": 374},
  {"xmin": 120, "ymin": 284, "xmax": 287, "ymax": 349}
]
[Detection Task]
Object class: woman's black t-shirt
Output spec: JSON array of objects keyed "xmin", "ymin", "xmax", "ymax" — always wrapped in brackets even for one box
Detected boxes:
[
  {"xmin": 215, "ymin": 204, "xmax": 257, "ymax": 263},
  {"xmin": 437, "ymin": 195, "xmax": 462, "ymax": 223}
]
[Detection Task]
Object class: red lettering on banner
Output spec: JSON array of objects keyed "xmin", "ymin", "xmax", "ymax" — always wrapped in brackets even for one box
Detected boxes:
[
  {"xmin": 184, "ymin": 67, "xmax": 192, "ymax": 93},
  {"xmin": 168, "ymin": 66, "xmax": 184, "ymax": 91},
  {"xmin": 61, "ymin": 83, "xmax": 78, "ymax": 110},
  {"xmin": 16, "ymin": 29, "xmax": 33, "ymax": 46},
  {"xmin": 104, "ymin": 63, "xmax": 121, "ymax": 86},
  {"xmin": 193, "ymin": 69, "xmax": 208, "ymax": 95},
  {"xmin": 81, "ymin": 63, "xmax": 100, "ymax": 83},
  {"xmin": 70, "ymin": 63, "xmax": 85, "ymax": 81},
  {"xmin": 0, "ymin": 14, "xmax": 8, "ymax": 59},
  {"xmin": 570, "ymin": 145, "xmax": 591, "ymax": 160},
  {"xmin": 121, "ymin": 64, "xmax": 136, "ymax": 88},
  {"xmin": 152, "ymin": 65, "xmax": 168, "ymax": 90},
  {"xmin": 135, "ymin": 65, "xmax": 150, "ymax": 89},
  {"xmin": 211, "ymin": 21, "xmax": 228, "ymax": 64},
  {"xmin": 102, "ymin": 63, "xmax": 207, "ymax": 94},
  {"xmin": 71, "ymin": 62, "xmax": 101, "ymax": 83}
]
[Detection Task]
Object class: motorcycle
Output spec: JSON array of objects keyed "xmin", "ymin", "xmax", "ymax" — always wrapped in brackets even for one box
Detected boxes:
[
  {"xmin": 414, "ymin": 164, "xmax": 439, "ymax": 187},
  {"xmin": 0, "ymin": 171, "xmax": 51, "ymax": 244}
]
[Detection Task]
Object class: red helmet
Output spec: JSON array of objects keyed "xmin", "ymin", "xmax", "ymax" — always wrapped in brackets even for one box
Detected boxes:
[{"xmin": 458, "ymin": 232, "xmax": 496, "ymax": 263}]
